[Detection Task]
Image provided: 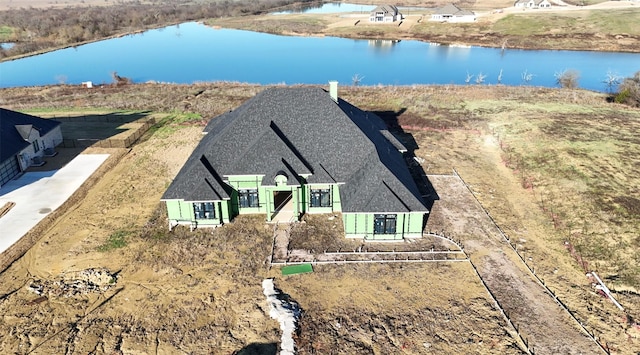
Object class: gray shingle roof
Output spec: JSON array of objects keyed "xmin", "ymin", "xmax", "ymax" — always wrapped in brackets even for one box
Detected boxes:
[
  {"xmin": 371, "ymin": 5, "xmax": 400, "ymax": 15},
  {"xmin": 434, "ymin": 3, "xmax": 473, "ymax": 15},
  {"xmin": 0, "ymin": 108, "xmax": 61, "ymax": 162},
  {"xmin": 162, "ymin": 87, "xmax": 427, "ymax": 213}
]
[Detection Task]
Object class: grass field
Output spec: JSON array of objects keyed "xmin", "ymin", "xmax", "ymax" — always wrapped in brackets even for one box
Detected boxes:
[{"xmin": 0, "ymin": 83, "xmax": 638, "ymax": 352}]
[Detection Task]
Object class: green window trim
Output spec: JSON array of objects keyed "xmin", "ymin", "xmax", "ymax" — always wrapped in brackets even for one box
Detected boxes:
[
  {"xmin": 239, "ymin": 189, "xmax": 259, "ymax": 208},
  {"xmin": 193, "ymin": 202, "xmax": 215, "ymax": 220},
  {"xmin": 310, "ymin": 188, "xmax": 331, "ymax": 208},
  {"xmin": 374, "ymin": 214, "xmax": 397, "ymax": 234}
]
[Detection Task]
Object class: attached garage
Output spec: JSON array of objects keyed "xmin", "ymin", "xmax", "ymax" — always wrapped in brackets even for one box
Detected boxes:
[
  {"xmin": 1, "ymin": 108, "xmax": 62, "ymax": 189},
  {"xmin": 0, "ymin": 156, "xmax": 21, "ymax": 187}
]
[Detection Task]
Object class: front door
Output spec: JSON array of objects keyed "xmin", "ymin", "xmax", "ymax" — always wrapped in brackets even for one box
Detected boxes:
[{"xmin": 273, "ymin": 190, "xmax": 293, "ymax": 212}]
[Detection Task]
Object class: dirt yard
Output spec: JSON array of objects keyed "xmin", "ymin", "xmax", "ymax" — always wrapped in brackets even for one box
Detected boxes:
[{"xmin": 0, "ymin": 83, "xmax": 638, "ymax": 353}]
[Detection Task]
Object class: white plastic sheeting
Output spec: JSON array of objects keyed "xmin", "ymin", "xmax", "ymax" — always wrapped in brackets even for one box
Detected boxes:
[{"xmin": 262, "ymin": 278, "xmax": 302, "ymax": 355}]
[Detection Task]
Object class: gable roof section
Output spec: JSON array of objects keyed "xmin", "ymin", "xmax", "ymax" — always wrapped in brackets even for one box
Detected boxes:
[
  {"xmin": 371, "ymin": 5, "xmax": 400, "ymax": 15},
  {"xmin": 162, "ymin": 87, "xmax": 427, "ymax": 213},
  {"xmin": 435, "ymin": 3, "xmax": 474, "ymax": 16},
  {"xmin": 0, "ymin": 108, "xmax": 61, "ymax": 162},
  {"xmin": 435, "ymin": 3, "xmax": 461, "ymax": 15}
]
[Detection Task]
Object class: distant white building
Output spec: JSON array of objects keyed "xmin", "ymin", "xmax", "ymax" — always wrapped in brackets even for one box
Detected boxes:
[
  {"xmin": 514, "ymin": 0, "xmax": 552, "ymax": 8},
  {"xmin": 370, "ymin": 5, "xmax": 402, "ymax": 22},
  {"xmin": 430, "ymin": 4, "xmax": 476, "ymax": 23}
]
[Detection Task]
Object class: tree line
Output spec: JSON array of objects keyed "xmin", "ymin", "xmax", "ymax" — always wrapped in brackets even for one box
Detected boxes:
[{"xmin": 0, "ymin": 0, "xmax": 315, "ymax": 58}]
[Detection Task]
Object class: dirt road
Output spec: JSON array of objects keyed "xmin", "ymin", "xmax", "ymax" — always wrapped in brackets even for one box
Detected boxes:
[{"xmin": 426, "ymin": 174, "xmax": 599, "ymax": 353}]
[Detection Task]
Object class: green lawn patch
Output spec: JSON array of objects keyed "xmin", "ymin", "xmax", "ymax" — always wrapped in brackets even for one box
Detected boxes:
[
  {"xmin": 98, "ymin": 230, "xmax": 130, "ymax": 252},
  {"xmin": 281, "ymin": 263, "xmax": 313, "ymax": 276}
]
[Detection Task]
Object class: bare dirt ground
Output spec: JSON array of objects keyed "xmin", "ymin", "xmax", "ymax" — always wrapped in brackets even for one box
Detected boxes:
[
  {"xmin": 0, "ymin": 108, "xmax": 518, "ymax": 354},
  {"xmin": 0, "ymin": 83, "xmax": 638, "ymax": 353},
  {"xmin": 427, "ymin": 174, "xmax": 596, "ymax": 353}
]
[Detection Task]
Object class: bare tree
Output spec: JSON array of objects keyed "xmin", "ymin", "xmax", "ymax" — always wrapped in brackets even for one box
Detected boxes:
[
  {"xmin": 603, "ymin": 71, "xmax": 622, "ymax": 93},
  {"xmin": 465, "ymin": 72, "xmax": 474, "ymax": 85},
  {"xmin": 111, "ymin": 71, "xmax": 132, "ymax": 85},
  {"xmin": 554, "ymin": 69, "xmax": 580, "ymax": 89},
  {"xmin": 475, "ymin": 72, "xmax": 487, "ymax": 85},
  {"xmin": 351, "ymin": 73, "xmax": 364, "ymax": 86},
  {"xmin": 521, "ymin": 70, "xmax": 534, "ymax": 85}
]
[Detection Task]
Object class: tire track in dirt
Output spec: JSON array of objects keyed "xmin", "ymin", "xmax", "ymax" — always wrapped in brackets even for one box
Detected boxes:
[{"xmin": 426, "ymin": 174, "xmax": 598, "ymax": 354}]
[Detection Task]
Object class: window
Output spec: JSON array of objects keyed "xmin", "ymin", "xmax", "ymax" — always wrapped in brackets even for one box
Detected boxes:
[
  {"xmin": 239, "ymin": 189, "xmax": 259, "ymax": 208},
  {"xmin": 32, "ymin": 140, "xmax": 40, "ymax": 152},
  {"xmin": 374, "ymin": 214, "xmax": 397, "ymax": 234},
  {"xmin": 193, "ymin": 202, "xmax": 215, "ymax": 219},
  {"xmin": 310, "ymin": 189, "xmax": 331, "ymax": 208}
]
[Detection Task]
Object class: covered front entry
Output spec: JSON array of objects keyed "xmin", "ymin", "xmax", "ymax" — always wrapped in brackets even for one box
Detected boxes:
[
  {"xmin": 270, "ymin": 190, "xmax": 295, "ymax": 223},
  {"xmin": 273, "ymin": 191, "xmax": 292, "ymax": 210}
]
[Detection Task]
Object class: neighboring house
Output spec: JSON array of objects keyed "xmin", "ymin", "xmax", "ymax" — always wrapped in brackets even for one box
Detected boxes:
[
  {"xmin": 161, "ymin": 83, "xmax": 429, "ymax": 241},
  {"xmin": 430, "ymin": 4, "xmax": 477, "ymax": 22},
  {"xmin": 514, "ymin": 0, "xmax": 552, "ymax": 8},
  {"xmin": 0, "ymin": 108, "xmax": 62, "ymax": 188},
  {"xmin": 369, "ymin": 5, "xmax": 402, "ymax": 22}
]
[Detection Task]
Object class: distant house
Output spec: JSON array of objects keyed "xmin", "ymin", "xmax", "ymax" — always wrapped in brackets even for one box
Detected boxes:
[
  {"xmin": 161, "ymin": 83, "xmax": 429, "ymax": 241},
  {"xmin": 430, "ymin": 4, "xmax": 477, "ymax": 22},
  {"xmin": 369, "ymin": 5, "xmax": 402, "ymax": 22},
  {"xmin": 0, "ymin": 108, "xmax": 62, "ymax": 188},
  {"xmin": 514, "ymin": 0, "xmax": 552, "ymax": 8}
]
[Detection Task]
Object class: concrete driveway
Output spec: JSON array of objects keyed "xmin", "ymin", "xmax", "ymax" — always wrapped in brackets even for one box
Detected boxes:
[{"xmin": 0, "ymin": 154, "xmax": 109, "ymax": 254}]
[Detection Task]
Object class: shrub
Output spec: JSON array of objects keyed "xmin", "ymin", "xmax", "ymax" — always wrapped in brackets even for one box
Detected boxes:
[
  {"xmin": 554, "ymin": 69, "xmax": 580, "ymax": 89},
  {"xmin": 615, "ymin": 71, "xmax": 640, "ymax": 107}
]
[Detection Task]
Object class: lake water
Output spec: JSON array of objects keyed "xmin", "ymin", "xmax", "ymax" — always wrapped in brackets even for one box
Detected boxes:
[
  {"xmin": 1, "ymin": 21, "xmax": 639, "ymax": 91},
  {"xmin": 272, "ymin": 3, "xmax": 376, "ymax": 15}
]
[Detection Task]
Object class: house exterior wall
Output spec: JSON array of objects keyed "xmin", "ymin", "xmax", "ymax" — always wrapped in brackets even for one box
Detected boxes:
[
  {"xmin": 304, "ymin": 183, "xmax": 342, "ymax": 214},
  {"xmin": 165, "ymin": 176, "xmax": 346, "ymax": 228},
  {"xmin": 226, "ymin": 175, "xmax": 269, "ymax": 216},
  {"xmin": 42, "ymin": 126, "xmax": 63, "ymax": 151},
  {"xmin": 165, "ymin": 199, "xmax": 230, "ymax": 228},
  {"xmin": 369, "ymin": 12, "xmax": 397, "ymax": 22},
  {"xmin": 343, "ymin": 212, "xmax": 424, "ymax": 240},
  {"xmin": 450, "ymin": 14, "xmax": 476, "ymax": 22},
  {"xmin": 538, "ymin": 0, "xmax": 551, "ymax": 8},
  {"xmin": 16, "ymin": 125, "xmax": 63, "ymax": 170},
  {"xmin": 226, "ymin": 175, "xmax": 306, "ymax": 222}
]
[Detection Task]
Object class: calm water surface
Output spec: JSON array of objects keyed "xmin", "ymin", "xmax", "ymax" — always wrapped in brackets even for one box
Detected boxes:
[
  {"xmin": 272, "ymin": 3, "xmax": 375, "ymax": 14},
  {"xmin": 1, "ymin": 22, "xmax": 639, "ymax": 91}
]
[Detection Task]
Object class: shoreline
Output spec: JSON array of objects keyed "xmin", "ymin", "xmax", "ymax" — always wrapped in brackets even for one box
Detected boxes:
[{"xmin": 3, "ymin": 2, "xmax": 640, "ymax": 62}]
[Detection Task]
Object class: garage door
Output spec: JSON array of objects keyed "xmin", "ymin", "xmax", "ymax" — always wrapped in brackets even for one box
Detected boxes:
[{"xmin": 0, "ymin": 156, "xmax": 21, "ymax": 187}]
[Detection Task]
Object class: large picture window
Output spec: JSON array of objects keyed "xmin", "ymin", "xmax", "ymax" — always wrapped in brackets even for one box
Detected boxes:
[
  {"xmin": 310, "ymin": 188, "xmax": 331, "ymax": 208},
  {"xmin": 374, "ymin": 214, "xmax": 397, "ymax": 234},
  {"xmin": 193, "ymin": 202, "xmax": 215, "ymax": 219},
  {"xmin": 239, "ymin": 189, "xmax": 259, "ymax": 208}
]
